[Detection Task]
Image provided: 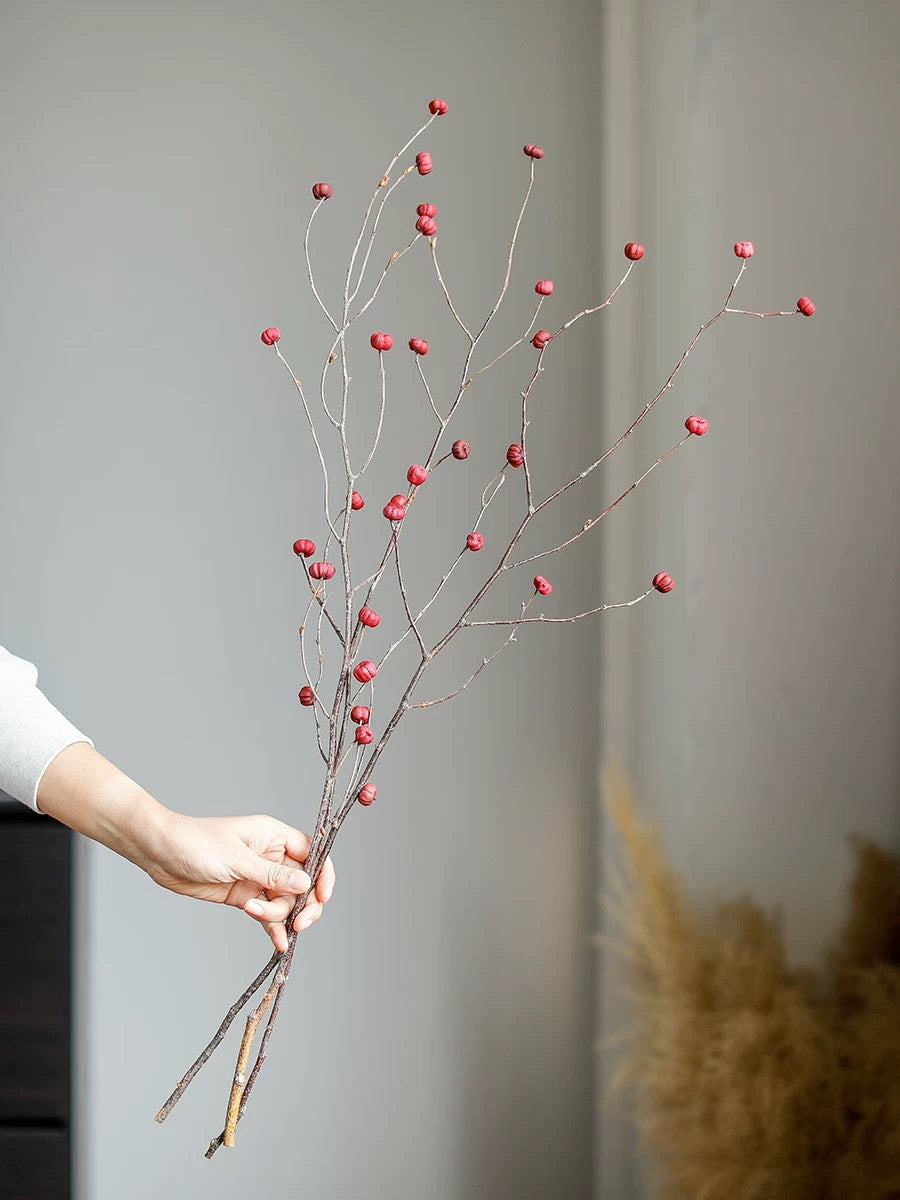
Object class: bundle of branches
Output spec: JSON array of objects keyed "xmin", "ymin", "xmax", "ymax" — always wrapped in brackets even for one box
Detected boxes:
[
  {"xmin": 154, "ymin": 98, "xmax": 813, "ymax": 1155},
  {"xmin": 605, "ymin": 771, "xmax": 900, "ymax": 1200}
]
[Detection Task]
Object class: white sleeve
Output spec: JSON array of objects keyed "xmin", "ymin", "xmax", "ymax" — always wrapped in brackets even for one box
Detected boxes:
[{"xmin": 0, "ymin": 644, "xmax": 94, "ymax": 812}]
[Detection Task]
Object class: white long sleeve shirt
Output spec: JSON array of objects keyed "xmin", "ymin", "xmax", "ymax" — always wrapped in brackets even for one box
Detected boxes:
[{"xmin": 0, "ymin": 644, "xmax": 94, "ymax": 811}]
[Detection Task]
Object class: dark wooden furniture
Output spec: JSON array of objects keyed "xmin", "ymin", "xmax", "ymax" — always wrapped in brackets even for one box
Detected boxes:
[{"xmin": 0, "ymin": 801, "xmax": 71, "ymax": 1199}]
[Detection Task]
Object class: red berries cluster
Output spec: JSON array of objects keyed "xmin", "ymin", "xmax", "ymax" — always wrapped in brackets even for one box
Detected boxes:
[
  {"xmin": 684, "ymin": 415, "xmax": 709, "ymax": 436},
  {"xmin": 312, "ymin": 182, "xmax": 333, "ymax": 201},
  {"xmin": 415, "ymin": 201, "xmax": 438, "ymax": 237},
  {"xmin": 353, "ymin": 660, "xmax": 378, "ymax": 684},
  {"xmin": 309, "ymin": 561, "xmax": 336, "ymax": 581},
  {"xmin": 624, "ymin": 243, "xmax": 645, "ymax": 261},
  {"xmin": 370, "ymin": 331, "xmax": 393, "ymax": 352},
  {"xmin": 409, "ymin": 337, "xmax": 429, "ymax": 355},
  {"xmin": 383, "ymin": 494, "xmax": 407, "ymax": 521}
]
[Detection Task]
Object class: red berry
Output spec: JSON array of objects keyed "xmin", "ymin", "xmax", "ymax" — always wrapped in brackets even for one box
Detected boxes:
[
  {"xmin": 652, "ymin": 572, "xmax": 676, "ymax": 593},
  {"xmin": 452, "ymin": 439, "xmax": 469, "ymax": 460},
  {"xmin": 408, "ymin": 337, "xmax": 429, "ymax": 355},
  {"xmin": 416, "ymin": 214, "xmax": 438, "ymax": 236},
  {"xmin": 466, "ymin": 532, "xmax": 485, "ymax": 552},
  {"xmin": 506, "ymin": 443, "xmax": 525, "ymax": 468},
  {"xmin": 293, "ymin": 538, "xmax": 316, "ymax": 558},
  {"xmin": 298, "ymin": 685, "xmax": 315, "ymax": 707},
  {"xmin": 355, "ymin": 725, "xmax": 374, "ymax": 745},
  {"xmin": 534, "ymin": 280, "xmax": 554, "ymax": 296},
  {"xmin": 389, "ymin": 494, "xmax": 407, "ymax": 507},
  {"xmin": 523, "ymin": 144, "xmax": 545, "ymax": 159},
  {"xmin": 312, "ymin": 182, "xmax": 333, "ymax": 201},
  {"xmin": 532, "ymin": 329, "xmax": 552, "ymax": 349},
  {"xmin": 624, "ymin": 243, "xmax": 645, "ymax": 261},
  {"xmin": 428, "ymin": 98, "xmax": 449, "ymax": 115},
  {"xmin": 733, "ymin": 241, "xmax": 754, "ymax": 259},
  {"xmin": 407, "ymin": 464, "xmax": 428, "ymax": 486},
  {"xmin": 309, "ymin": 561, "xmax": 336, "ymax": 580},
  {"xmin": 416, "ymin": 151, "xmax": 433, "ymax": 176},
  {"xmin": 534, "ymin": 575, "xmax": 552, "ymax": 595},
  {"xmin": 684, "ymin": 415, "xmax": 709, "ymax": 436},
  {"xmin": 358, "ymin": 783, "xmax": 377, "ymax": 806},
  {"xmin": 354, "ymin": 660, "xmax": 378, "ymax": 684},
  {"xmin": 370, "ymin": 331, "xmax": 393, "ymax": 352},
  {"xmin": 351, "ymin": 705, "xmax": 371, "ymax": 724},
  {"xmin": 351, "ymin": 491, "xmax": 365, "ymax": 510},
  {"xmin": 797, "ymin": 296, "xmax": 816, "ymax": 316},
  {"xmin": 383, "ymin": 501, "xmax": 406, "ymax": 521},
  {"xmin": 416, "ymin": 203, "xmax": 437, "ymax": 218},
  {"xmin": 358, "ymin": 606, "xmax": 381, "ymax": 628},
  {"xmin": 260, "ymin": 327, "xmax": 281, "ymax": 345}
]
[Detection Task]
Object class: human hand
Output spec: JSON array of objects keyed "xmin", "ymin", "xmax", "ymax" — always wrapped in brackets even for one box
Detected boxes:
[
  {"xmin": 36, "ymin": 743, "xmax": 336, "ymax": 951},
  {"xmin": 145, "ymin": 812, "xmax": 336, "ymax": 952}
]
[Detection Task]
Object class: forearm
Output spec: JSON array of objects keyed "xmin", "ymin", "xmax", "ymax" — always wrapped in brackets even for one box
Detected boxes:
[{"xmin": 37, "ymin": 741, "xmax": 173, "ymax": 874}]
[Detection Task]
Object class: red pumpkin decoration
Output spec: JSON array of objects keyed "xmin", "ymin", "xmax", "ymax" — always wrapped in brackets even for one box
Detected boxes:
[
  {"xmin": 684, "ymin": 415, "xmax": 709, "ymax": 436},
  {"xmin": 309, "ymin": 561, "xmax": 336, "ymax": 581}
]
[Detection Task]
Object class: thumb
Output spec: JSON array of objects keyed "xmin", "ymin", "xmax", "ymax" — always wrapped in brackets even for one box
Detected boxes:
[{"xmin": 238, "ymin": 852, "xmax": 311, "ymax": 896}]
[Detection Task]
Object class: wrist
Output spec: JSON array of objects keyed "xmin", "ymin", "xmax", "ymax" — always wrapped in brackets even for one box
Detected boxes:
[{"xmin": 37, "ymin": 742, "xmax": 174, "ymax": 872}]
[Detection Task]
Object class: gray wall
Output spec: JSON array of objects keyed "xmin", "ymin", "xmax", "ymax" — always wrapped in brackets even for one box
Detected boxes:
[
  {"xmin": 597, "ymin": 1, "xmax": 900, "ymax": 1196},
  {"xmin": 0, "ymin": 3, "xmax": 605, "ymax": 1197}
]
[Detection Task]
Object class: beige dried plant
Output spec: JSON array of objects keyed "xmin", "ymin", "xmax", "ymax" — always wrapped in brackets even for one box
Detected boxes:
[{"xmin": 604, "ymin": 766, "xmax": 900, "ymax": 1200}]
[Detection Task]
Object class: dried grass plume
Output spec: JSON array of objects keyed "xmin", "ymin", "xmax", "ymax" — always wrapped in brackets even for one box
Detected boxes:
[{"xmin": 604, "ymin": 763, "xmax": 900, "ymax": 1200}]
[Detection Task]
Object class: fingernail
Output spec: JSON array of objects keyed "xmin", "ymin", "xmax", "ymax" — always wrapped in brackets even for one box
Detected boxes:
[
  {"xmin": 246, "ymin": 899, "xmax": 265, "ymax": 917},
  {"xmin": 290, "ymin": 871, "xmax": 311, "ymax": 891}
]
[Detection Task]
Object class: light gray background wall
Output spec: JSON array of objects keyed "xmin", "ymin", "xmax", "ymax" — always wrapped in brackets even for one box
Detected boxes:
[
  {"xmin": 597, "ymin": 1, "xmax": 900, "ymax": 1197},
  {"xmin": 0, "ymin": 3, "xmax": 606, "ymax": 1199}
]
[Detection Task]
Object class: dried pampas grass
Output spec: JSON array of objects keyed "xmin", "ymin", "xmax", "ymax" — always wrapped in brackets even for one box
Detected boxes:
[{"xmin": 605, "ymin": 768, "xmax": 900, "ymax": 1200}]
